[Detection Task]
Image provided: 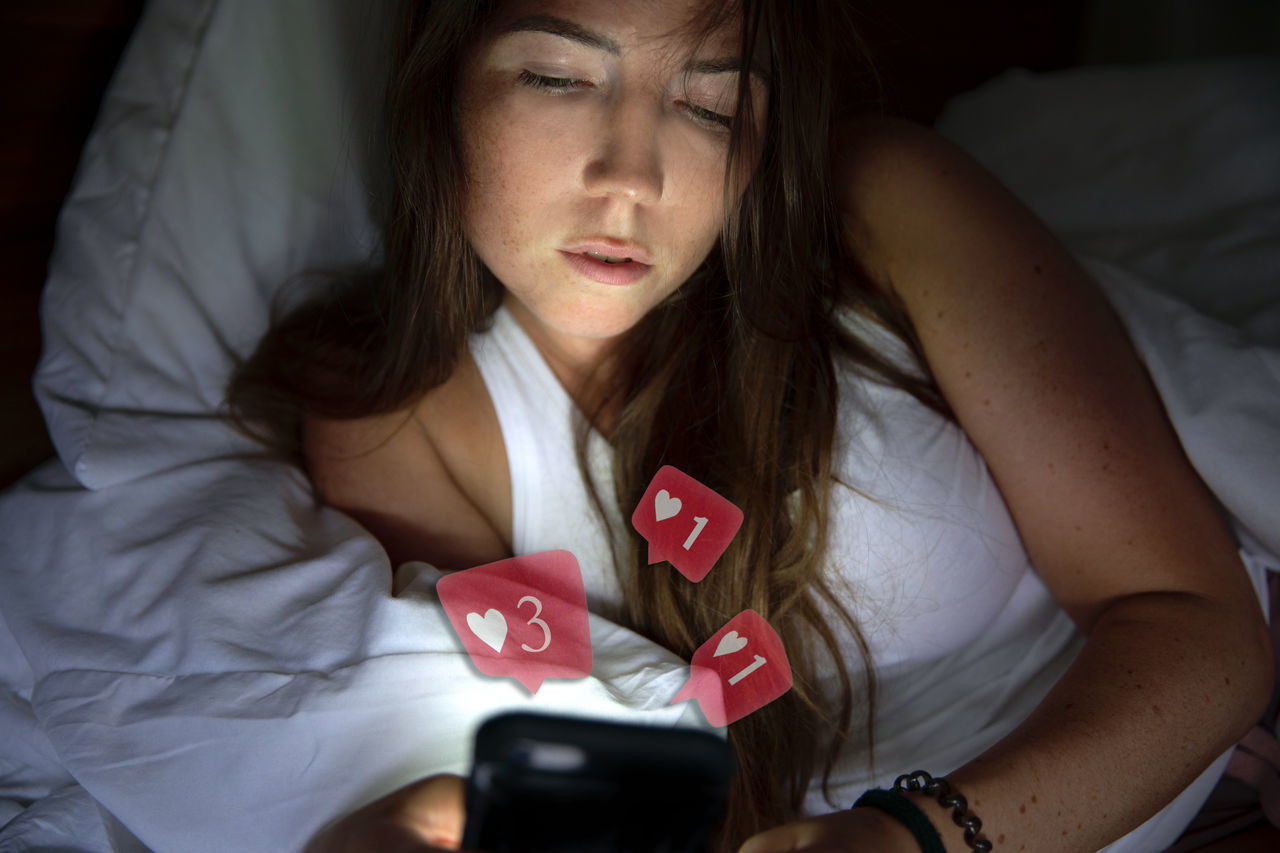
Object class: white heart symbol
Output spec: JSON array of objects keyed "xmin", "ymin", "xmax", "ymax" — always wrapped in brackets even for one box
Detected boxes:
[
  {"xmin": 654, "ymin": 489, "xmax": 682, "ymax": 522},
  {"xmin": 714, "ymin": 631, "xmax": 748, "ymax": 657},
  {"xmin": 466, "ymin": 608, "xmax": 507, "ymax": 653}
]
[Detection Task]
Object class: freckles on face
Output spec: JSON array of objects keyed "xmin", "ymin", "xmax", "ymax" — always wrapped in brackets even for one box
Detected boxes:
[
  {"xmin": 453, "ymin": 0, "xmax": 765, "ymax": 364},
  {"xmin": 458, "ymin": 75, "xmax": 582, "ymax": 295}
]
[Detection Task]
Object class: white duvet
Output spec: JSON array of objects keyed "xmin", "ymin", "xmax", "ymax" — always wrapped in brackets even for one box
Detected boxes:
[{"xmin": 1, "ymin": 1, "xmax": 1278, "ymax": 850}]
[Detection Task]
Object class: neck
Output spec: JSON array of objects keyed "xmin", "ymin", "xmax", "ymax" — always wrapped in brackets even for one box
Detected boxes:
[{"xmin": 503, "ymin": 296, "xmax": 624, "ymax": 436}]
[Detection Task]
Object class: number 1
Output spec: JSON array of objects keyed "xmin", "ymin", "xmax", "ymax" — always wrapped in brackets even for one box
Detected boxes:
[
  {"xmin": 728, "ymin": 654, "xmax": 767, "ymax": 686},
  {"xmin": 682, "ymin": 516, "xmax": 708, "ymax": 550}
]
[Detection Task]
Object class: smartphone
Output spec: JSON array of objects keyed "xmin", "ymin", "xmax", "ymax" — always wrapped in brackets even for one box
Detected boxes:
[{"xmin": 462, "ymin": 711, "xmax": 735, "ymax": 853}]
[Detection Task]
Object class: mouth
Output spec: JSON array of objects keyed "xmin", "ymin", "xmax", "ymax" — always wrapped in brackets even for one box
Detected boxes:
[
  {"xmin": 565, "ymin": 240, "xmax": 655, "ymax": 267},
  {"xmin": 583, "ymin": 250, "xmax": 633, "ymax": 265},
  {"xmin": 559, "ymin": 246, "xmax": 654, "ymax": 286}
]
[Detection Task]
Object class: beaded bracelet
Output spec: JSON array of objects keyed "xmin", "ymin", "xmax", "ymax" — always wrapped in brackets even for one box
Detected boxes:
[{"xmin": 893, "ymin": 770, "xmax": 993, "ymax": 852}]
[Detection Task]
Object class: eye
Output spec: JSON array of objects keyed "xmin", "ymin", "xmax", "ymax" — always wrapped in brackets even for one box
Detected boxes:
[
  {"xmin": 518, "ymin": 70, "xmax": 592, "ymax": 93},
  {"xmin": 682, "ymin": 101, "xmax": 733, "ymax": 130}
]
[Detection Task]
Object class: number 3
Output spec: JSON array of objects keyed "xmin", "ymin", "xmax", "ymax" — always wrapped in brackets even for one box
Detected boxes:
[{"xmin": 518, "ymin": 595, "xmax": 551, "ymax": 653}]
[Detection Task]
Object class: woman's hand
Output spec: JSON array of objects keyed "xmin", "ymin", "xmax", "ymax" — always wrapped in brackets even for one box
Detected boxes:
[
  {"xmin": 739, "ymin": 807, "xmax": 918, "ymax": 853},
  {"xmin": 306, "ymin": 774, "xmax": 468, "ymax": 853}
]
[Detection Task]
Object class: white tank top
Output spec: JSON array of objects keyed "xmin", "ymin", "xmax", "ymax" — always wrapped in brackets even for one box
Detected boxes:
[
  {"xmin": 468, "ymin": 305, "xmax": 1080, "ymax": 790},
  {"xmin": 470, "ymin": 306, "xmax": 1064, "ymax": 657},
  {"xmin": 467, "ymin": 305, "xmax": 1226, "ymax": 847}
]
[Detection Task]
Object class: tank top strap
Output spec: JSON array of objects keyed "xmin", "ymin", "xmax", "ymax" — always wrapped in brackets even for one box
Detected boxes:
[{"xmin": 467, "ymin": 306, "xmax": 623, "ymax": 607}]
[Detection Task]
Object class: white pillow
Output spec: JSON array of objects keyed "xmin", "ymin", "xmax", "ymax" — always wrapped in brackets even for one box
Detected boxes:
[
  {"xmin": 938, "ymin": 58, "xmax": 1280, "ymax": 336},
  {"xmin": 37, "ymin": 0, "xmax": 391, "ymax": 489}
]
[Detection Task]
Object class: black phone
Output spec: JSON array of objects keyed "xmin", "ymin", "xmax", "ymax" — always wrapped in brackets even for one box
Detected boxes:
[{"xmin": 462, "ymin": 711, "xmax": 735, "ymax": 853}]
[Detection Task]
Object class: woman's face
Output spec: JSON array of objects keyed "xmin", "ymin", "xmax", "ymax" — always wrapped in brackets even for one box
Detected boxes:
[{"xmin": 458, "ymin": 0, "xmax": 765, "ymax": 373}]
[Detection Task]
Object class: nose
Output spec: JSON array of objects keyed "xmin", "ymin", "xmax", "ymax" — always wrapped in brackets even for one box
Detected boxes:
[{"xmin": 581, "ymin": 95, "xmax": 664, "ymax": 205}]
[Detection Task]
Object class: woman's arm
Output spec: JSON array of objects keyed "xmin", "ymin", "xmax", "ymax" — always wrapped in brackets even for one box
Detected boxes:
[{"xmin": 750, "ymin": 118, "xmax": 1271, "ymax": 853}]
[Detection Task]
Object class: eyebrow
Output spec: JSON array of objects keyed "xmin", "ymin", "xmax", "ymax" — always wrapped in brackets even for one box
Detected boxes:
[
  {"xmin": 503, "ymin": 14, "xmax": 621, "ymax": 54},
  {"xmin": 500, "ymin": 14, "xmax": 767, "ymax": 82}
]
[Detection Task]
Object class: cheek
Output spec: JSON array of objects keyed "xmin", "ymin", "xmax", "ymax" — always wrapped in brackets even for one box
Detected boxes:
[
  {"xmin": 678, "ymin": 167, "xmax": 729, "ymax": 252},
  {"xmin": 663, "ymin": 138, "xmax": 736, "ymax": 251},
  {"xmin": 461, "ymin": 105, "xmax": 564, "ymax": 248},
  {"xmin": 462, "ymin": 132, "xmax": 528, "ymax": 253}
]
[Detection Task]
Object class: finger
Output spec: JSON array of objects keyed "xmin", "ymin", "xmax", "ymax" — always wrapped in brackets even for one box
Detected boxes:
[
  {"xmin": 741, "ymin": 833, "xmax": 849, "ymax": 853},
  {"xmin": 386, "ymin": 774, "xmax": 468, "ymax": 850},
  {"xmin": 739, "ymin": 823, "xmax": 804, "ymax": 853},
  {"xmin": 340, "ymin": 822, "xmax": 460, "ymax": 853},
  {"xmin": 739, "ymin": 815, "xmax": 864, "ymax": 853}
]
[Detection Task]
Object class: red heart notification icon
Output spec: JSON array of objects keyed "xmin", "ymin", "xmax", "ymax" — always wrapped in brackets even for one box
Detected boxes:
[
  {"xmin": 670, "ymin": 609, "xmax": 792, "ymax": 726},
  {"xmin": 437, "ymin": 550, "xmax": 592, "ymax": 693},
  {"xmin": 631, "ymin": 465, "xmax": 743, "ymax": 582}
]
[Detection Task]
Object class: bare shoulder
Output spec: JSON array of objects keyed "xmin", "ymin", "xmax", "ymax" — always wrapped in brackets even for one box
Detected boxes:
[
  {"xmin": 832, "ymin": 115, "xmax": 1125, "ymax": 435},
  {"xmin": 832, "ymin": 115, "xmax": 1260, "ymax": 634},
  {"xmin": 834, "ymin": 116, "xmax": 1039, "ymax": 290},
  {"xmin": 304, "ymin": 351, "xmax": 512, "ymax": 571}
]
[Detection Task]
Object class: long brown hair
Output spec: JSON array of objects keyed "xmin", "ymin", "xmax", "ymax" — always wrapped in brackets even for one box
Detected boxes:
[{"xmin": 228, "ymin": 0, "xmax": 946, "ymax": 848}]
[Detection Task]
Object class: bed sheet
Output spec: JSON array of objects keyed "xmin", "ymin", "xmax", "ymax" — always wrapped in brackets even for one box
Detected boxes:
[
  {"xmin": 0, "ymin": 455, "xmax": 704, "ymax": 851},
  {"xmin": 938, "ymin": 58, "xmax": 1280, "ymax": 341},
  {"xmin": 1, "ymin": 0, "xmax": 1278, "ymax": 847}
]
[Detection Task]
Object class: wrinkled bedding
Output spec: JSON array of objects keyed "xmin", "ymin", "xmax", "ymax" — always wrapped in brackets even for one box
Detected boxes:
[{"xmin": 1, "ymin": 1, "xmax": 1278, "ymax": 849}]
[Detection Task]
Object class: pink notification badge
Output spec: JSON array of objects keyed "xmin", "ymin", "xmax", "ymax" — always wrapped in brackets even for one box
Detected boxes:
[
  {"xmin": 670, "ymin": 609, "xmax": 793, "ymax": 727},
  {"xmin": 631, "ymin": 465, "xmax": 743, "ymax": 582},
  {"xmin": 437, "ymin": 550, "xmax": 592, "ymax": 694}
]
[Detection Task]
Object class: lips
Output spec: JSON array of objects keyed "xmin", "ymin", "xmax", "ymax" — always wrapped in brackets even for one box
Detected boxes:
[
  {"xmin": 560, "ymin": 250, "xmax": 653, "ymax": 286},
  {"xmin": 564, "ymin": 241, "xmax": 654, "ymax": 266},
  {"xmin": 560, "ymin": 240, "xmax": 654, "ymax": 286}
]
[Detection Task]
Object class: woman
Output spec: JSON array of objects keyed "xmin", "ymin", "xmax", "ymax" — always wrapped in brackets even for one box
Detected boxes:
[{"xmin": 229, "ymin": 0, "xmax": 1272, "ymax": 850}]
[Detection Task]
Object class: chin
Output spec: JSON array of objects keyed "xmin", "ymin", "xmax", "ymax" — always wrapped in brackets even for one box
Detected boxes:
[
  {"xmin": 528, "ymin": 287, "xmax": 662, "ymax": 339},
  {"xmin": 550, "ymin": 307, "xmax": 647, "ymax": 342}
]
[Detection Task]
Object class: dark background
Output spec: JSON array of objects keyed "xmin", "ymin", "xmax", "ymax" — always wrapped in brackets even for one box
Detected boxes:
[{"xmin": 2, "ymin": 0, "xmax": 1278, "ymax": 490}]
